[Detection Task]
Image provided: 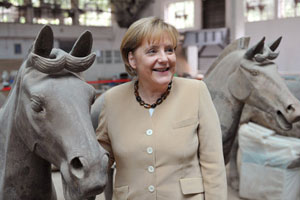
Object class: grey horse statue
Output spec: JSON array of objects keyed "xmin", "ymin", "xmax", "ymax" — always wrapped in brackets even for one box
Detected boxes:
[
  {"xmin": 204, "ymin": 36, "xmax": 300, "ymax": 164},
  {"xmin": 240, "ymin": 77, "xmax": 300, "ymax": 138},
  {"xmin": 204, "ymin": 36, "xmax": 300, "ymax": 191},
  {"xmin": 225, "ymin": 77, "xmax": 300, "ymax": 190},
  {"xmin": 0, "ymin": 25, "xmax": 108, "ymax": 200},
  {"xmin": 0, "ymin": 93, "xmax": 5, "ymax": 107}
]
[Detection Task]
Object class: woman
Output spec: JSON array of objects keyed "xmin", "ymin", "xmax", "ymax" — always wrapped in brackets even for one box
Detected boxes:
[{"xmin": 96, "ymin": 16, "xmax": 227, "ymax": 200}]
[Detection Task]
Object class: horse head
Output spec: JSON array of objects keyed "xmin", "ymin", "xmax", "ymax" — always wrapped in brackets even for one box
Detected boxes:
[
  {"xmin": 228, "ymin": 37, "xmax": 300, "ymax": 130},
  {"xmin": 11, "ymin": 25, "xmax": 108, "ymax": 199}
]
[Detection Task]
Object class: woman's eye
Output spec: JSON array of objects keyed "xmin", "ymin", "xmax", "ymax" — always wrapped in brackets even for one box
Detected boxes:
[
  {"xmin": 147, "ymin": 49, "xmax": 156, "ymax": 54},
  {"xmin": 166, "ymin": 48, "xmax": 174, "ymax": 53}
]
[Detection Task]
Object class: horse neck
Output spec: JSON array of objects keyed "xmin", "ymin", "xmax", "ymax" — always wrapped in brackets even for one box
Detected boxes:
[
  {"xmin": 2, "ymin": 127, "xmax": 53, "ymax": 199},
  {"xmin": 0, "ymin": 66, "xmax": 23, "ymax": 174},
  {"xmin": 205, "ymin": 51, "xmax": 244, "ymax": 86},
  {"xmin": 0, "ymin": 66, "xmax": 54, "ymax": 199},
  {"xmin": 0, "ymin": 82, "xmax": 19, "ymax": 196},
  {"xmin": 204, "ymin": 51, "xmax": 245, "ymax": 109},
  {"xmin": 203, "ymin": 51, "xmax": 246, "ymax": 163}
]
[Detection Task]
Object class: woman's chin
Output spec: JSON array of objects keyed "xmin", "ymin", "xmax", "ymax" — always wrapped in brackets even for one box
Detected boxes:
[{"xmin": 152, "ymin": 72, "xmax": 173, "ymax": 84}]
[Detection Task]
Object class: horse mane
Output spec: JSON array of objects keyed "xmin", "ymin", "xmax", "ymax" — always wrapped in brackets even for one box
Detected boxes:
[{"xmin": 205, "ymin": 37, "xmax": 251, "ymax": 76}]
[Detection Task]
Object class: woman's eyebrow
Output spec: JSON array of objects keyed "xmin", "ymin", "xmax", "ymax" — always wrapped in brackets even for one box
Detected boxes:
[
  {"xmin": 147, "ymin": 44, "xmax": 159, "ymax": 48},
  {"xmin": 165, "ymin": 44, "xmax": 174, "ymax": 48}
]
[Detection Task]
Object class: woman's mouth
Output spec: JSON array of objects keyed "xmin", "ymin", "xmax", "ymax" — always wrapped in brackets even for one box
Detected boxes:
[{"xmin": 153, "ymin": 67, "xmax": 170, "ymax": 72}]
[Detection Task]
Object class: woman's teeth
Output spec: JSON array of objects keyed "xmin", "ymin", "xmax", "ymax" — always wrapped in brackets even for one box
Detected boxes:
[{"xmin": 153, "ymin": 67, "xmax": 170, "ymax": 72}]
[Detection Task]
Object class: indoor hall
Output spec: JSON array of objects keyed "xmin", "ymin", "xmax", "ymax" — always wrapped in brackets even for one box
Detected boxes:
[{"xmin": 0, "ymin": 0, "xmax": 299, "ymax": 200}]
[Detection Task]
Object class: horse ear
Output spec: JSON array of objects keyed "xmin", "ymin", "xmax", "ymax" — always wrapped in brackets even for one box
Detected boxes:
[
  {"xmin": 70, "ymin": 31, "xmax": 93, "ymax": 57},
  {"xmin": 268, "ymin": 36, "xmax": 282, "ymax": 52},
  {"xmin": 228, "ymin": 69, "xmax": 253, "ymax": 101},
  {"xmin": 244, "ymin": 37, "xmax": 265, "ymax": 60},
  {"xmin": 33, "ymin": 25, "xmax": 53, "ymax": 57}
]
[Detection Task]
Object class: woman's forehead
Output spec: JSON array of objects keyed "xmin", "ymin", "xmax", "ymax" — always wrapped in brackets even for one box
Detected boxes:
[{"xmin": 142, "ymin": 33, "xmax": 175, "ymax": 46}]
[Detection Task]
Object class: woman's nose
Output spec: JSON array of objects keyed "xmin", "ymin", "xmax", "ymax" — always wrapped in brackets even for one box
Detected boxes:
[{"xmin": 158, "ymin": 51, "xmax": 168, "ymax": 63}]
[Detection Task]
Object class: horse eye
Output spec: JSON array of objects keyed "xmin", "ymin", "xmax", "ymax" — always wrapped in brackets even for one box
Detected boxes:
[
  {"xmin": 31, "ymin": 98, "xmax": 44, "ymax": 113},
  {"xmin": 250, "ymin": 70, "xmax": 259, "ymax": 76}
]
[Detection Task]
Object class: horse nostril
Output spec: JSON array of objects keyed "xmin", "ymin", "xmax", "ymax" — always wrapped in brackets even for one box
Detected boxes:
[
  {"xmin": 287, "ymin": 104, "xmax": 295, "ymax": 112},
  {"xmin": 277, "ymin": 110, "xmax": 281, "ymax": 115},
  {"xmin": 70, "ymin": 157, "xmax": 84, "ymax": 179}
]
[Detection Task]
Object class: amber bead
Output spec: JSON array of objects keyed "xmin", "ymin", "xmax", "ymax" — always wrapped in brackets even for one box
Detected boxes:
[
  {"xmin": 156, "ymin": 98, "xmax": 162, "ymax": 105},
  {"xmin": 136, "ymin": 96, "xmax": 141, "ymax": 101},
  {"xmin": 144, "ymin": 104, "xmax": 151, "ymax": 109}
]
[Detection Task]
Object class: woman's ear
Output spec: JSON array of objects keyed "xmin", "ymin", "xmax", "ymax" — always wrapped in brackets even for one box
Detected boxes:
[{"xmin": 128, "ymin": 51, "xmax": 136, "ymax": 69}]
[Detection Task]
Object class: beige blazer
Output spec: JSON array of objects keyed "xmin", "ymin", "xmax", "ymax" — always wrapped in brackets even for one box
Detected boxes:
[{"xmin": 96, "ymin": 77, "xmax": 227, "ymax": 200}]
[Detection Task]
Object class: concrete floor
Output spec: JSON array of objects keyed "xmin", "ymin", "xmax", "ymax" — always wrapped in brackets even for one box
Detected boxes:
[{"xmin": 52, "ymin": 172, "xmax": 243, "ymax": 200}]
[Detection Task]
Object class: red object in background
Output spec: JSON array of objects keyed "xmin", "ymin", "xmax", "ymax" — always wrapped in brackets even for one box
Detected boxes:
[
  {"xmin": 87, "ymin": 79, "xmax": 131, "ymax": 84},
  {"xmin": 2, "ymin": 87, "xmax": 11, "ymax": 91},
  {"xmin": 1, "ymin": 79, "xmax": 131, "ymax": 92}
]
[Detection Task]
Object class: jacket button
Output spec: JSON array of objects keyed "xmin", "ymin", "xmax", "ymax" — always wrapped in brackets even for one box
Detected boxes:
[
  {"xmin": 147, "ymin": 147, "xmax": 153, "ymax": 154},
  {"xmin": 148, "ymin": 166, "xmax": 155, "ymax": 173},
  {"xmin": 148, "ymin": 185, "xmax": 155, "ymax": 192},
  {"xmin": 146, "ymin": 129, "xmax": 153, "ymax": 136}
]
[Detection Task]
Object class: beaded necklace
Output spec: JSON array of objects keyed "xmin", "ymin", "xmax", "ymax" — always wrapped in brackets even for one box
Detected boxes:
[{"xmin": 134, "ymin": 80, "xmax": 172, "ymax": 109}]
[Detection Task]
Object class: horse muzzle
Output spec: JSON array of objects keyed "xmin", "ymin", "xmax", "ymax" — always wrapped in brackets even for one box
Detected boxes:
[
  {"xmin": 60, "ymin": 153, "xmax": 109, "ymax": 200},
  {"xmin": 275, "ymin": 102, "xmax": 300, "ymax": 131}
]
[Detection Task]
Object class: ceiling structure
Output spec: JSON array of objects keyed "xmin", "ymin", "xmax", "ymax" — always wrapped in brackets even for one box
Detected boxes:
[{"xmin": 0, "ymin": 0, "xmax": 153, "ymax": 27}]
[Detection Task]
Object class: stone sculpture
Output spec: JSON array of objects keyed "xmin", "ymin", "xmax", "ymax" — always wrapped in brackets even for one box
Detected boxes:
[
  {"xmin": 227, "ymin": 77, "xmax": 300, "ymax": 190},
  {"xmin": 203, "ymin": 36, "xmax": 300, "ymax": 164},
  {"xmin": 240, "ymin": 78, "xmax": 300, "ymax": 138},
  {"xmin": 0, "ymin": 25, "xmax": 108, "ymax": 200},
  {"xmin": 0, "ymin": 93, "xmax": 5, "ymax": 108}
]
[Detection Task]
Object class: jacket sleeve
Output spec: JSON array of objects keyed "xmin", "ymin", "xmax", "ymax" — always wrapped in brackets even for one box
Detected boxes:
[
  {"xmin": 197, "ymin": 81, "xmax": 227, "ymax": 200},
  {"xmin": 95, "ymin": 93, "xmax": 115, "ymax": 168}
]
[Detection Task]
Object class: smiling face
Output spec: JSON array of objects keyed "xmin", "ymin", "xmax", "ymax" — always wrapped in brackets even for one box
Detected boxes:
[{"xmin": 128, "ymin": 33, "xmax": 176, "ymax": 89}]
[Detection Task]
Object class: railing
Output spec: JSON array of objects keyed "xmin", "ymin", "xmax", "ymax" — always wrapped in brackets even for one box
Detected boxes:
[
  {"xmin": 183, "ymin": 28, "xmax": 229, "ymax": 48},
  {"xmin": 0, "ymin": 78, "xmax": 131, "ymax": 92}
]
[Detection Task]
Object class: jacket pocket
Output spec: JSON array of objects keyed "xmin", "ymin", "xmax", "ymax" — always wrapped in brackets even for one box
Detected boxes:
[
  {"xmin": 172, "ymin": 117, "xmax": 198, "ymax": 129},
  {"xmin": 179, "ymin": 177, "xmax": 204, "ymax": 195},
  {"xmin": 113, "ymin": 185, "xmax": 129, "ymax": 200}
]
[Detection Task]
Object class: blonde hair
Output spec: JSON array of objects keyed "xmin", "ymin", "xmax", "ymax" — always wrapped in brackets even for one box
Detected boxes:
[{"xmin": 120, "ymin": 16, "xmax": 179, "ymax": 76}]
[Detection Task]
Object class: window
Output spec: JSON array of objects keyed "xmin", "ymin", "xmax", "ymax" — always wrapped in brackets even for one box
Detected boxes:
[
  {"xmin": 79, "ymin": 0, "xmax": 111, "ymax": 26},
  {"xmin": 0, "ymin": 6, "xmax": 18, "ymax": 23},
  {"xmin": 113, "ymin": 50, "xmax": 122, "ymax": 64},
  {"xmin": 245, "ymin": 0, "xmax": 275, "ymax": 22},
  {"xmin": 14, "ymin": 43, "xmax": 22, "ymax": 54},
  {"xmin": 278, "ymin": 0, "xmax": 300, "ymax": 18},
  {"xmin": 165, "ymin": 0, "xmax": 195, "ymax": 30},
  {"xmin": 0, "ymin": 0, "xmax": 111, "ymax": 26},
  {"xmin": 96, "ymin": 50, "xmax": 104, "ymax": 64},
  {"xmin": 96, "ymin": 50, "xmax": 122, "ymax": 64},
  {"xmin": 105, "ymin": 50, "xmax": 112, "ymax": 64},
  {"xmin": 31, "ymin": 0, "xmax": 71, "ymax": 9},
  {"xmin": 245, "ymin": 0, "xmax": 300, "ymax": 21}
]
